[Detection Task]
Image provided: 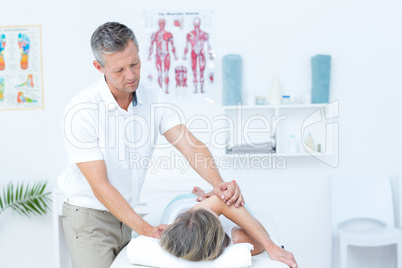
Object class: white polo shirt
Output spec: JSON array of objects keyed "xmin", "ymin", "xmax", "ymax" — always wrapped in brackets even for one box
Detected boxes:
[{"xmin": 58, "ymin": 78, "xmax": 182, "ymax": 210}]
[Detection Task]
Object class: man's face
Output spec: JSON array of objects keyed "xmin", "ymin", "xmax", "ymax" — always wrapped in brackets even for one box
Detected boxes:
[{"xmin": 94, "ymin": 40, "xmax": 141, "ymax": 95}]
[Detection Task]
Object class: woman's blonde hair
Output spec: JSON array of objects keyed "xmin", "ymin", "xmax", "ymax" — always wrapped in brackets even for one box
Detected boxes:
[{"xmin": 160, "ymin": 208, "xmax": 231, "ymax": 262}]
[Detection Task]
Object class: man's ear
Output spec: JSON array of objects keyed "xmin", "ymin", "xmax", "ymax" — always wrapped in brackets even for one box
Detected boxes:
[{"xmin": 93, "ymin": 60, "xmax": 104, "ymax": 73}]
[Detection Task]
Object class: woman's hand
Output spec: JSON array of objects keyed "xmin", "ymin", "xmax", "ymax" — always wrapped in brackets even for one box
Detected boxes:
[
  {"xmin": 267, "ymin": 244, "xmax": 298, "ymax": 268},
  {"xmin": 195, "ymin": 190, "xmax": 214, "ymax": 202}
]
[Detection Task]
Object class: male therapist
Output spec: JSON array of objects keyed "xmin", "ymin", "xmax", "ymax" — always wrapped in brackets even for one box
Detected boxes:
[{"xmin": 59, "ymin": 22, "xmax": 244, "ymax": 268}]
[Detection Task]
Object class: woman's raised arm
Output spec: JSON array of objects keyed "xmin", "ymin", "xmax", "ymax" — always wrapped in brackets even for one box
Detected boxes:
[{"xmin": 192, "ymin": 195, "xmax": 297, "ymax": 268}]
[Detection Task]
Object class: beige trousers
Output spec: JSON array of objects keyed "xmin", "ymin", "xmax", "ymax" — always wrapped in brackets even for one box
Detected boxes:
[{"xmin": 62, "ymin": 203, "xmax": 132, "ymax": 268}]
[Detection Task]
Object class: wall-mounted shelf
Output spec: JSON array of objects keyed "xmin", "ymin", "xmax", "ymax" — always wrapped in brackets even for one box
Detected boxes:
[{"xmin": 223, "ymin": 103, "xmax": 337, "ymax": 157}]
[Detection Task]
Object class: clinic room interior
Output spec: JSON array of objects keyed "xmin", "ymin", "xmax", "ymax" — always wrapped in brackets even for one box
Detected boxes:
[{"xmin": 0, "ymin": 1, "xmax": 401, "ymax": 268}]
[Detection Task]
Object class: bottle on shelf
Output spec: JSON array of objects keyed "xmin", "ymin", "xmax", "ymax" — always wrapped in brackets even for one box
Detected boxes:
[
  {"xmin": 269, "ymin": 75, "xmax": 282, "ymax": 105},
  {"xmin": 282, "ymin": 95, "xmax": 290, "ymax": 104},
  {"xmin": 289, "ymin": 135, "xmax": 298, "ymax": 153},
  {"xmin": 305, "ymin": 133, "xmax": 315, "ymax": 152}
]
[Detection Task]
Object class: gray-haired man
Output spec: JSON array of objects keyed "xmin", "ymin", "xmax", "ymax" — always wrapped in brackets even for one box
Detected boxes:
[{"xmin": 59, "ymin": 22, "xmax": 244, "ymax": 268}]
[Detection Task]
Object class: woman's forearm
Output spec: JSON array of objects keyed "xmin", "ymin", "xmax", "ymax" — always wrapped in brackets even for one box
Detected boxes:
[
  {"xmin": 198, "ymin": 195, "xmax": 297, "ymax": 267},
  {"xmin": 194, "ymin": 195, "xmax": 275, "ymax": 251},
  {"xmin": 193, "ymin": 192, "xmax": 297, "ymax": 267},
  {"xmin": 218, "ymin": 198, "xmax": 276, "ymax": 251}
]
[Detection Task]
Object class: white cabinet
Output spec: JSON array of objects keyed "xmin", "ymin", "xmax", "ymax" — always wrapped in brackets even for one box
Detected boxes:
[{"xmin": 223, "ymin": 102, "xmax": 338, "ymax": 157}]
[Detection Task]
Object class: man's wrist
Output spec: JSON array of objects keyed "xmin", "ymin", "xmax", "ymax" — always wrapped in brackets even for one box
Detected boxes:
[
  {"xmin": 211, "ymin": 178, "xmax": 224, "ymax": 187},
  {"xmin": 139, "ymin": 220, "xmax": 153, "ymax": 236}
]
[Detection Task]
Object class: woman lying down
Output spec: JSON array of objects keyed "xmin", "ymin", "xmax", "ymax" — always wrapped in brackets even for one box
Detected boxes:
[{"xmin": 159, "ymin": 187, "xmax": 298, "ymax": 268}]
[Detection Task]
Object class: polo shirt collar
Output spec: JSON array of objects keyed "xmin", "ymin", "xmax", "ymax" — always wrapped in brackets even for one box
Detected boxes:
[
  {"xmin": 135, "ymin": 82, "xmax": 144, "ymax": 105},
  {"xmin": 98, "ymin": 77, "xmax": 143, "ymax": 111}
]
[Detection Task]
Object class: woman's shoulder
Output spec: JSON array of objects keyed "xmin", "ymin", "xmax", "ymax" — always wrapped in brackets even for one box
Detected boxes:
[{"xmin": 192, "ymin": 195, "xmax": 224, "ymax": 215}]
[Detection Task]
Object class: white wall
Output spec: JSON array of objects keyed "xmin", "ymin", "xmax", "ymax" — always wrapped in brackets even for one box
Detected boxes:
[{"xmin": 0, "ymin": 0, "xmax": 401, "ymax": 267}]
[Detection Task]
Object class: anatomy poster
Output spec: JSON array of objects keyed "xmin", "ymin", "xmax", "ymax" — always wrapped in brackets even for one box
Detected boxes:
[
  {"xmin": 143, "ymin": 10, "xmax": 216, "ymax": 103},
  {"xmin": 0, "ymin": 25, "xmax": 44, "ymax": 110}
]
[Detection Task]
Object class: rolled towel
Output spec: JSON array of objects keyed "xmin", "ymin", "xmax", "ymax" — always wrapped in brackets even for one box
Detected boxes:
[
  {"xmin": 311, "ymin": 54, "xmax": 331, "ymax": 103},
  {"xmin": 222, "ymin": 54, "xmax": 243, "ymax": 105}
]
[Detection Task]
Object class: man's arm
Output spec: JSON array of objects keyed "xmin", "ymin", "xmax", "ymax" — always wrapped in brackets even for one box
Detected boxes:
[
  {"xmin": 194, "ymin": 195, "xmax": 298, "ymax": 268},
  {"xmin": 76, "ymin": 160, "xmax": 166, "ymax": 238},
  {"xmin": 163, "ymin": 124, "xmax": 244, "ymax": 207}
]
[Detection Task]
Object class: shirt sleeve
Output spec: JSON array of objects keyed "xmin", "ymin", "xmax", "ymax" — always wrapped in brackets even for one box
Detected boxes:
[
  {"xmin": 158, "ymin": 92, "xmax": 184, "ymax": 135},
  {"xmin": 62, "ymin": 101, "xmax": 104, "ymax": 163}
]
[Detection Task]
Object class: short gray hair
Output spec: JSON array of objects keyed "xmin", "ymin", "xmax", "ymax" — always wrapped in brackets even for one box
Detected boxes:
[{"xmin": 91, "ymin": 22, "xmax": 139, "ymax": 67}]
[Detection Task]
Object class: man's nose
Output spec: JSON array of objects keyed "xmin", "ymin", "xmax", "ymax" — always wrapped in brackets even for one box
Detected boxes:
[{"xmin": 125, "ymin": 68, "xmax": 135, "ymax": 80}]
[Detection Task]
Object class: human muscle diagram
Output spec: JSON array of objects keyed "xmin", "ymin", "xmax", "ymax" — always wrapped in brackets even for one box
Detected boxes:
[
  {"xmin": 183, "ymin": 17, "xmax": 214, "ymax": 94},
  {"xmin": 175, "ymin": 66, "xmax": 187, "ymax": 88},
  {"xmin": 148, "ymin": 18, "xmax": 178, "ymax": 94},
  {"xmin": 0, "ymin": 25, "xmax": 43, "ymax": 110},
  {"xmin": 144, "ymin": 11, "xmax": 215, "ymax": 102}
]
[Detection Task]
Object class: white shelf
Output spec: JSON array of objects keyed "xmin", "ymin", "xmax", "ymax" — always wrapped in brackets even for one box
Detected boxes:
[
  {"xmin": 223, "ymin": 105, "xmax": 276, "ymax": 110},
  {"xmin": 224, "ymin": 151, "xmax": 329, "ymax": 158},
  {"xmin": 223, "ymin": 103, "xmax": 329, "ymax": 110},
  {"xmin": 276, "ymin": 103, "xmax": 328, "ymax": 109},
  {"xmin": 223, "ymin": 103, "xmax": 335, "ymax": 157}
]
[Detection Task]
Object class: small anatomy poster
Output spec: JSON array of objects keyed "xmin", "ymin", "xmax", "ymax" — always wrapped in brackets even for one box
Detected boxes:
[
  {"xmin": 143, "ymin": 10, "xmax": 216, "ymax": 103},
  {"xmin": 0, "ymin": 25, "xmax": 44, "ymax": 110}
]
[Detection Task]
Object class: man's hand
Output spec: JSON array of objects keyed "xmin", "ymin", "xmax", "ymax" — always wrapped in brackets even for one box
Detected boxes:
[
  {"xmin": 163, "ymin": 125, "xmax": 244, "ymax": 207},
  {"xmin": 213, "ymin": 180, "xmax": 245, "ymax": 207},
  {"xmin": 143, "ymin": 224, "xmax": 168, "ymax": 239},
  {"xmin": 267, "ymin": 244, "xmax": 298, "ymax": 268}
]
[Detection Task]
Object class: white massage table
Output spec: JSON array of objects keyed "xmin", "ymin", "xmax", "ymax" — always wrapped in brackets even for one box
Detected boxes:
[{"xmin": 111, "ymin": 210, "xmax": 288, "ymax": 268}]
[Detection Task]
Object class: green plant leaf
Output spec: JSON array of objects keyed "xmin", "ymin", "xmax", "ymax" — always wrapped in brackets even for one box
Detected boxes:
[
  {"xmin": 0, "ymin": 180, "xmax": 52, "ymax": 217},
  {"xmin": 0, "ymin": 190, "xmax": 3, "ymax": 210}
]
